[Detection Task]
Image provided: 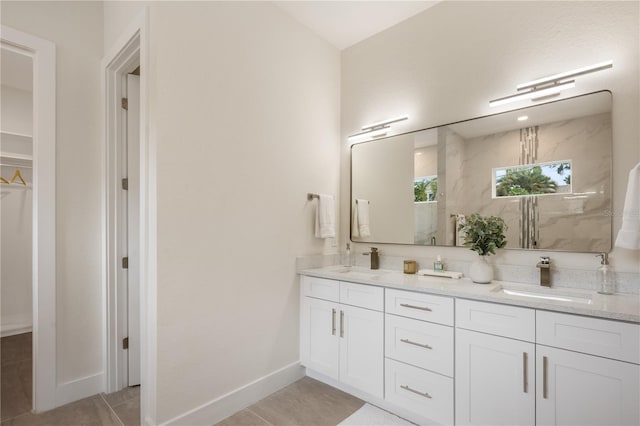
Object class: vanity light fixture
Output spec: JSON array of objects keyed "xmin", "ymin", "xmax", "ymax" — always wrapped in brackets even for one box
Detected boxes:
[
  {"xmin": 489, "ymin": 81, "xmax": 576, "ymax": 108},
  {"xmin": 348, "ymin": 115, "xmax": 408, "ymax": 141},
  {"xmin": 489, "ymin": 60, "xmax": 613, "ymax": 108}
]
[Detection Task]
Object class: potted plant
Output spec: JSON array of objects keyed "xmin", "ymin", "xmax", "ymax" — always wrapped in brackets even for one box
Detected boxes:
[{"xmin": 458, "ymin": 213, "xmax": 507, "ymax": 283}]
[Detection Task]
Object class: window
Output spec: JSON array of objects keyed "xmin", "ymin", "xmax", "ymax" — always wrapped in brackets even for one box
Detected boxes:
[
  {"xmin": 414, "ymin": 176, "xmax": 438, "ymax": 202},
  {"xmin": 493, "ymin": 160, "xmax": 572, "ymax": 198}
]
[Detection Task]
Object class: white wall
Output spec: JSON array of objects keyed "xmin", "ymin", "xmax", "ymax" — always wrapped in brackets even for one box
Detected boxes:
[
  {"xmin": 145, "ymin": 2, "xmax": 340, "ymax": 422},
  {"xmin": 341, "ymin": 1, "xmax": 640, "ymax": 274},
  {"xmin": 1, "ymin": 85, "xmax": 32, "ymax": 136},
  {"xmin": 1, "ymin": 0, "xmax": 105, "ymax": 390},
  {"xmin": 352, "ymin": 134, "xmax": 414, "ymax": 243}
]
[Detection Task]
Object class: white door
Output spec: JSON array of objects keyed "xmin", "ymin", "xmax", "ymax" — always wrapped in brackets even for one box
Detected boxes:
[
  {"xmin": 339, "ymin": 304, "xmax": 384, "ymax": 398},
  {"xmin": 537, "ymin": 345, "xmax": 640, "ymax": 426},
  {"xmin": 300, "ymin": 297, "xmax": 339, "ymax": 380},
  {"xmin": 126, "ymin": 74, "xmax": 140, "ymax": 386},
  {"xmin": 455, "ymin": 328, "xmax": 535, "ymax": 426}
]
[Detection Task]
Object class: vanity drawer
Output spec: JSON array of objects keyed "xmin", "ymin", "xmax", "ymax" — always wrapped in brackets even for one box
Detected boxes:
[
  {"xmin": 385, "ymin": 358, "xmax": 453, "ymax": 425},
  {"xmin": 385, "ymin": 289, "xmax": 453, "ymax": 326},
  {"xmin": 456, "ymin": 299, "xmax": 535, "ymax": 342},
  {"xmin": 385, "ymin": 314, "xmax": 453, "ymax": 376},
  {"xmin": 340, "ymin": 281, "xmax": 384, "ymax": 311},
  {"xmin": 537, "ymin": 311, "xmax": 640, "ymax": 364},
  {"xmin": 300, "ymin": 276, "xmax": 339, "ymax": 302}
]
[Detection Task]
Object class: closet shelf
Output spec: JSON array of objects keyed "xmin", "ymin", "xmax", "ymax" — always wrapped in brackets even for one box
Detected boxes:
[
  {"xmin": 0, "ymin": 130, "xmax": 32, "ymax": 140},
  {"xmin": 0, "ymin": 152, "xmax": 33, "ymax": 168}
]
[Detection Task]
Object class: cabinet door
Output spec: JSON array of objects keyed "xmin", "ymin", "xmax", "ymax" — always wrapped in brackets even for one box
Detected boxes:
[
  {"xmin": 339, "ymin": 304, "xmax": 384, "ymax": 398},
  {"xmin": 456, "ymin": 328, "xmax": 535, "ymax": 426},
  {"xmin": 300, "ymin": 297, "xmax": 339, "ymax": 380},
  {"xmin": 537, "ymin": 345, "xmax": 640, "ymax": 426}
]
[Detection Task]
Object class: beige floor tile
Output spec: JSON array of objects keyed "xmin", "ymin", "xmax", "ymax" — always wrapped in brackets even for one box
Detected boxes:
[
  {"xmin": 1, "ymin": 334, "xmax": 32, "ymax": 367},
  {"xmin": 1, "ymin": 359, "xmax": 32, "ymax": 421},
  {"xmin": 101, "ymin": 386, "xmax": 140, "ymax": 408},
  {"xmin": 216, "ymin": 409, "xmax": 271, "ymax": 426},
  {"xmin": 109, "ymin": 397, "xmax": 140, "ymax": 426},
  {"xmin": 1, "ymin": 395, "xmax": 122, "ymax": 426},
  {"xmin": 249, "ymin": 377, "xmax": 364, "ymax": 426}
]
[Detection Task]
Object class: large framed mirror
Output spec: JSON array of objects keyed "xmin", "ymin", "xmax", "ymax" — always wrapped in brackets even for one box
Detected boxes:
[{"xmin": 351, "ymin": 91, "xmax": 612, "ymax": 252}]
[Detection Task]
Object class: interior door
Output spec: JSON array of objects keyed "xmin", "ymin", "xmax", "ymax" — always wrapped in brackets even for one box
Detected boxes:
[{"xmin": 126, "ymin": 74, "xmax": 140, "ymax": 386}]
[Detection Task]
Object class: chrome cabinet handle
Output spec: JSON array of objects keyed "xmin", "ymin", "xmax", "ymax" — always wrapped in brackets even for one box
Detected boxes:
[
  {"xmin": 399, "ymin": 303, "xmax": 432, "ymax": 312},
  {"xmin": 400, "ymin": 338, "xmax": 432, "ymax": 350},
  {"xmin": 332, "ymin": 308, "xmax": 336, "ymax": 336},
  {"xmin": 543, "ymin": 356, "xmax": 549, "ymax": 399},
  {"xmin": 523, "ymin": 352, "xmax": 528, "ymax": 393},
  {"xmin": 400, "ymin": 384, "xmax": 432, "ymax": 399},
  {"xmin": 340, "ymin": 310, "xmax": 344, "ymax": 338}
]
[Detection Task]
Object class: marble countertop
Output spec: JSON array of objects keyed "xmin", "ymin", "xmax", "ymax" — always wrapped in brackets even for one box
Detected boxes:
[{"xmin": 299, "ymin": 266, "xmax": 640, "ymax": 323}]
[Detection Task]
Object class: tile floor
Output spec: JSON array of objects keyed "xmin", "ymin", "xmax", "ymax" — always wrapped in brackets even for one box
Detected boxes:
[
  {"xmin": 216, "ymin": 377, "xmax": 365, "ymax": 426},
  {"xmin": 2, "ymin": 334, "xmax": 362, "ymax": 426},
  {"xmin": 1, "ymin": 333, "xmax": 140, "ymax": 426}
]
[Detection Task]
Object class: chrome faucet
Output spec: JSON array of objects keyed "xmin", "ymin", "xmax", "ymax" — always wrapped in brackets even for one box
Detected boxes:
[
  {"xmin": 363, "ymin": 247, "xmax": 380, "ymax": 270},
  {"xmin": 536, "ymin": 256, "xmax": 551, "ymax": 287}
]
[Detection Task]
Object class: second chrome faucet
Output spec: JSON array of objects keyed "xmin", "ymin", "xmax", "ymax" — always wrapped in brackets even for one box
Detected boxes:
[
  {"xmin": 537, "ymin": 256, "xmax": 551, "ymax": 287},
  {"xmin": 363, "ymin": 247, "xmax": 380, "ymax": 270}
]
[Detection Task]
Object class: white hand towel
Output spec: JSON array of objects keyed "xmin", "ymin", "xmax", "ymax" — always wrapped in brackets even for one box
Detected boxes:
[
  {"xmin": 352, "ymin": 199, "xmax": 370, "ymax": 238},
  {"xmin": 315, "ymin": 194, "xmax": 335, "ymax": 239},
  {"xmin": 615, "ymin": 162, "xmax": 640, "ymax": 249}
]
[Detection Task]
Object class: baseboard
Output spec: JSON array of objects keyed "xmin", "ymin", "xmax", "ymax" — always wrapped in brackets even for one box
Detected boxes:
[
  {"xmin": 162, "ymin": 361, "xmax": 305, "ymax": 426},
  {"xmin": 55, "ymin": 372, "xmax": 104, "ymax": 407}
]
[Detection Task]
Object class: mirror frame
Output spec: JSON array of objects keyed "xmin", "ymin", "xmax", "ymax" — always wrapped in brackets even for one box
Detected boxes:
[{"xmin": 350, "ymin": 90, "xmax": 613, "ymax": 253}]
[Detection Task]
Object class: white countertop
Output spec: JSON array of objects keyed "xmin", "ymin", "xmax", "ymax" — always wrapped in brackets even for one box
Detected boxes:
[{"xmin": 299, "ymin": 266, "xmax": 640, "ymax": 323}]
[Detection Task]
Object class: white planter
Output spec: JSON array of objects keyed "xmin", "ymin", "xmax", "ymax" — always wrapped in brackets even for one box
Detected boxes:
[{"xmin": 469, "ymin": 255, "xmax": 493, "ymax": 284}]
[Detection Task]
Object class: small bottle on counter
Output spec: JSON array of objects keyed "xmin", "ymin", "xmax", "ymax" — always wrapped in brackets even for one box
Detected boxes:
[
  {"xmin": 342, "ymin": 243, "xmax": 353, "ymax": 267},
  {"xmin": 434, "ymin": 255, "xmax": 445, "ymax": 272},
  {"xmin": 596, "ymin": 253, "xmax": 615, "ymax": 295}
]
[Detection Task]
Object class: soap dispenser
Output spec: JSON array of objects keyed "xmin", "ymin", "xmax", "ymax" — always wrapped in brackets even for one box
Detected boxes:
[
  {"xmin": 596, "ymin": 253, "xmax": 615, "ymax": 295},
  {"xmin": 342, "ymin": 243, "xmax": 353, "ymax": 267}
]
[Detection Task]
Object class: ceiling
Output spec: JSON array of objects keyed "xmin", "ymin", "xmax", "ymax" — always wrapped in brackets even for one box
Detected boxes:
[
  {"xmin": 0, "ymin": 2, "xmax": 440, "ymax": 91},
  {"xmin": 1, "ymin": 47, "xmax": 32, "ymax": 92},
  {"xmin": 274, "ymin": 1, "xmax": 440, "ymax": 50}
]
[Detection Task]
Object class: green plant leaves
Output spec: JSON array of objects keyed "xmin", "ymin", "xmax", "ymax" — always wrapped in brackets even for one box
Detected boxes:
[{"xmin": 458, "ymin": 213, "xmax": 507, "ymax": 256}]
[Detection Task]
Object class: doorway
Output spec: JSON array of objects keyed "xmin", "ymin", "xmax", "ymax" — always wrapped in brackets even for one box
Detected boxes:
[
  {"xmin": 104, "ymin": 29, "xmax": 142, "ymax": 398},
  {"xmin": 1, "ymin": 26, "xmax": 56, "ymax": 413},
  {"xmin": 1, "ymin": 41, "xmax": 34, "ymax": 423}
]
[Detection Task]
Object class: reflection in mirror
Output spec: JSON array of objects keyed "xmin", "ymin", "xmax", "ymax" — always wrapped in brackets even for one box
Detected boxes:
[{"xmin": 351, "ymin": 91, "xmax": 612, "ymax": 252}]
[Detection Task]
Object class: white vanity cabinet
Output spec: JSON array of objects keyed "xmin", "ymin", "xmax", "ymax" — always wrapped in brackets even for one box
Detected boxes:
[
  {"xmin": 536, "ymin": 311, "xmax": 640, "ymax": 426},
  {"xmin": 384, "ymin": 289, "xmax": 454, "ymax": 425},
  {"xmin": 300, "ymin": 276, "xmax": 384, "ymax": 398},
  {"xmin": 455, "ymin": 299, "xmax": 535, "ymax": 426}
]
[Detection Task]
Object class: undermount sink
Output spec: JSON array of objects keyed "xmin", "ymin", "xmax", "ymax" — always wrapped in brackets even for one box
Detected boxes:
[
  {"xmin": 492, "ymin": 285, "xmax": 593, "ymax": 305},
  {"xmin": 332, "ymin": 267, "xmax": 388, "ymax": 279}
]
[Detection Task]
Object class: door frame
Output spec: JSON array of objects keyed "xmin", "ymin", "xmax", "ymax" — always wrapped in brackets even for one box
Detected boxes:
[
  {"xmin": 0, "ymin": 26, "xmax": 57, "ymax": 412},
  {"xmin": 102, "ymin": 9, "xmax": 156, "ymax": 425}
]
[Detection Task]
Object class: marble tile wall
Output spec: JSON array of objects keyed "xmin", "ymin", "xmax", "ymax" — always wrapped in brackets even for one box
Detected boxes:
[{"xmin": 450, "ymin": 112, "xmax": 612, "ymax": 252}]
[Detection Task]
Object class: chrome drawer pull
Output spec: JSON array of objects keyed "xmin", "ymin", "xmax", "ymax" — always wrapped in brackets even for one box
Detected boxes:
[
  {"xmin": 543, "ymin": 356, "xmax": 549, "ymax": 399},
  {"xmin": 399, "ymin": 303, "xmax": 432, "ymax": 312},
  {"xmin": 400, "ymin": 338, "xmax": 432, "ymax": 350},
  {"xmin": 400, "ymin": 384, "xmax": 432, "ymax": 399},
  {"xmin": 340, "ymin": 310, "xmax": 344, "ymax": 338},
  {"xmin": 332, "ymin": 309, "xmax": 336, "ymax": 336},
  {"xmin": 523, "ymin": 352, "xmax": 528, "ymax": 393}
]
